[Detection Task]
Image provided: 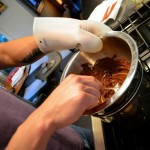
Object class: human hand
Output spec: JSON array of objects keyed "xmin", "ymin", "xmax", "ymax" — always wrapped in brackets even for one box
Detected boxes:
[
  {"xmin": 6, "ymin": 74, "xmax": 101, "ymax": 150},
  {"xmin": 33, "ymin": 17, "xmax": 112, "ymax": 53},
  {"xmin": 36, "ymin": 74, "xmax": 101, "ymax": 129}
]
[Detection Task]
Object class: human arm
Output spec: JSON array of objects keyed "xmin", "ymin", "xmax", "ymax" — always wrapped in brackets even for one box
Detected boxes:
[
  {"xmin": 6, "ymin": 74, "xmax": 102, "ymax": 150},
  {"xmin": 0, "ymin": 18, "xmax": 111, "ymax": 70},
  {"xmin": 1, "ymin": 18, "xmax": 110, "ymax": 149},
  {"xmin": 0, "ymin": 36, "xmax": 44, "ymax": 69}
]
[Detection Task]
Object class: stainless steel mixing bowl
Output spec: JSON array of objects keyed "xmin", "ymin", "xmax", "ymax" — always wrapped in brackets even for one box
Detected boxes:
[{"xmin": 60, "ymin": 31, "xmax": 138, "ymax": 115}]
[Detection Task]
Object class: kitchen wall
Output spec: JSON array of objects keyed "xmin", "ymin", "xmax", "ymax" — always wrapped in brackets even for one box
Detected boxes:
[
  {"xmin": 0, "ymin": 0, "xmax": 48, "ymax": 100},
  {"xmin": 0, "ymin": 0, "xmax": 36, "ymax": 39},
  {"xmin": 0, "ymin": 0, "xmax": 70, "ymax": 101}
]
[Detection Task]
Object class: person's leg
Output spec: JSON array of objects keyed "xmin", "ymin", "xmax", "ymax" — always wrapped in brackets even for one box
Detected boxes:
[{"xmin": 71, "ymin": 125, "xmax": 95, "ymax": 150}]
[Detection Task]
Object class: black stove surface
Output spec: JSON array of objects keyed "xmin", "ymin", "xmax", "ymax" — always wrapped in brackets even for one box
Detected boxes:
[
  {"xmin": 101, "ymin": 1, "xmax": 150, "ymax": 150},
  {"xmin": 102, "ymin": 70, "xmax": 150, "ymax": 150},
  {"xmin": 113, "ymin": 1, "xmax": 150, "ymax": 74}
]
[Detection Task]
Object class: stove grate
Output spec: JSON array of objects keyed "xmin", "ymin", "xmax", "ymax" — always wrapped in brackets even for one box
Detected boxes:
[{"xmin": 113, "ymin": 1, "xmax": 150, "ymax": 73}]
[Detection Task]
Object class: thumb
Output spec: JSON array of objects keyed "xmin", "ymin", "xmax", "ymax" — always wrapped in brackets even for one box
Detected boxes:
[
  {"xmin": 77, "ymin": 29, "xmax": 103, "ymax": 53},
  {"xmin": 77, "ymin": 20, "xmax": 112, "ymax": 53},
  {"xmin": 80, "ymin": 20, "xmax": 112, "ymax": 37}
]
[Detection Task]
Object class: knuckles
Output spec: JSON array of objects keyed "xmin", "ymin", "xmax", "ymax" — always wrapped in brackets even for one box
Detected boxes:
[
  {"xmin": 67, "ymin": 74, "xmax": 99, "ymax": 85},
  {"xmin": 67, "ymin": 74, "xmax": 82, "ymax": 83}
]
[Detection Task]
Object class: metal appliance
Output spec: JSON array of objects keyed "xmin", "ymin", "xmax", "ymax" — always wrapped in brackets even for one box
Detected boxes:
[{"xmin": 100, "ymin": 1, "xmax": 150, "ymax": 149}]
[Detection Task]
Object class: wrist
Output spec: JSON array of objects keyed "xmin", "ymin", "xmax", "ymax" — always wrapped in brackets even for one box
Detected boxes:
[{"xmin": 26, "ymin": 111, "xmax": 56, "ymax": 138}]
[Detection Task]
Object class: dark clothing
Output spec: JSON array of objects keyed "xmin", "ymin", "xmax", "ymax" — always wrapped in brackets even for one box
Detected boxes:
[
  {"xmin": 0, "ymin": 88, "xmax": 84, "ymax": 150},
  {"xmin": 0, "ymin": 88, "xmax": 34, "ymax": 149},
  {"xmin": 0, "ymin": 88, "xmax": 83, "ymax": 150}
]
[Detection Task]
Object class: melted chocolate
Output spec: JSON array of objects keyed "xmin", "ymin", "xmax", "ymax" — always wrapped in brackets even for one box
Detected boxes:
[{"xmin": 80, "ymin": 55, "xmax": 130, "ymax": 105}]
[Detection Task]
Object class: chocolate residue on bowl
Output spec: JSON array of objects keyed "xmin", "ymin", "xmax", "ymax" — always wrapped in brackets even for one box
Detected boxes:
[{"xmin": 80, "ymin": 55, "xmax": 130, "ymax": 105}]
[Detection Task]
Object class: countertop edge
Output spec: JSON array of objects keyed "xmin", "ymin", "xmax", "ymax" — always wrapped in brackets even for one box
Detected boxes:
[{"xmin": 91, "ymin": 116, "xmax": 105, "ymax": 150}]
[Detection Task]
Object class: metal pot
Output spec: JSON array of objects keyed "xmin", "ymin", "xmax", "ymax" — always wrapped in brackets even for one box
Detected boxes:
[{"xmin": 60, "ymin": 31, "xmax": 139, "ymax": 120}]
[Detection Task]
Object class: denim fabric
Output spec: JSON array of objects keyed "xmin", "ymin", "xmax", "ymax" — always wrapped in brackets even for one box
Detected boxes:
[{"xmin": 71, "ymin": 125, "xmax": 95, "ymax": 150}]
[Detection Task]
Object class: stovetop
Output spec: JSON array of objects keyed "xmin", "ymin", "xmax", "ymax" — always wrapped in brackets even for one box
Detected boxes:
[
  {"xmin": 100, "ymin": 1, "xmax": 150, "ymax": 150},
  {"xmin": 112, "ymin": 1, "xmax": 150, "ymax": 74}
]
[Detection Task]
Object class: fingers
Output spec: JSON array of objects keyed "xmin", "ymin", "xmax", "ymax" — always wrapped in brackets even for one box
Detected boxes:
[
  {"xmin": 48, "ymin": 74, "xmax": 101, "ymax": 127},
  {"xmin": 80, "ymin": 92, "xmax": 100, "ymax": 110},
  {"xmin": 77, "ymin": 20, "xmax": 112, "ymax": 53},
  {"xmin": 63, "ymin": 74, "xmax": 102, "ymax": 112},
  {"xmin": 77, "ymin": 29, "xmax": 103, "ymax": 53},
  {"xmin": 80, "ymin": 75, "xmax": 103, "ymax": 89},
  {"xmin": 81, "ymin": 85, "xmax": 101, "ymax": 98},
  {"xmin": 67, "ymin": 74, "xmax": 101, "ymax": 103},
  {"xmin": 80, "ymin": 20, "xmax": 112, "ymax": 37},
  {"xmin": 67, "ymin": 74, "xmax": 102, "ymax": 89}
]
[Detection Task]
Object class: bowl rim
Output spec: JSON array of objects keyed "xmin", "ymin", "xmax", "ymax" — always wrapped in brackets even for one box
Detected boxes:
[{"xmin": 61, "ymin": 31, "xmax": 139, "ymax": 115}]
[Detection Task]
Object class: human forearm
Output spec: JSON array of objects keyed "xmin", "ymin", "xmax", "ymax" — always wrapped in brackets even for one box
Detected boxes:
[
  {"xmin": 6, "ymin": 108, "xmax": 56, "ymax": 150},
  {"xmin": 0, "ymin": 36, "xmax": 44, "ymax": 69},
  {"xmin": 6, "ymin": 75, "xmax": 101, "ymax": 150},
  {"xmin": 0, "ymin": 18, "xmax": 112, "ymax": 70}
]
